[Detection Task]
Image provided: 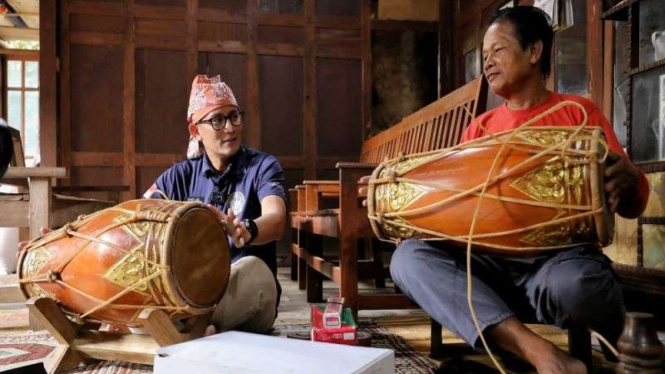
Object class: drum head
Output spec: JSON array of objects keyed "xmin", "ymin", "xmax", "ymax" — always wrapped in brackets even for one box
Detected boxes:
[{"xmin": 170, "ymin": 207, "xmax": 230, "ymax": 308}]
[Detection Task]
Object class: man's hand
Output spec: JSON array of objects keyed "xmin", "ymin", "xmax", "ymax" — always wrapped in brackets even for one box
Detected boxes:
[
  {"xmin": 604, "ymin": 152, "xmax": 641, "ymax": 217},
  {"xmin": 17, "ymin": 227, "xmax": 52, "ymax": 253},
  {"xmin": 358, "ymin": 175, "xmax": 371, "ymax": 207},
  {"xmin": 206, "ymin": 205, "xmax": 251, "ymax": 247}
]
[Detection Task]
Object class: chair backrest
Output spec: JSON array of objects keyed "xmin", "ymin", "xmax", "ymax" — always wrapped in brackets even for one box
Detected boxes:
[
  {"xmin": 8, "ymin": 126, "xmax": 25, "ymax": 168},
  {"xmin": 359, "ymin": 76, "xmax": 488, "ymax": 164}
]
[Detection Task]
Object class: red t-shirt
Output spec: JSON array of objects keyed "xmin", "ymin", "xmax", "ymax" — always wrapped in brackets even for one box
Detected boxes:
[{"xmin": 461, "ymin": 92, "xmax": 649, "ymax": 218}]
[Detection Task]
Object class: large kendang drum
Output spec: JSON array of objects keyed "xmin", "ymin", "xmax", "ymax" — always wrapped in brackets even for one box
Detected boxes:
[
  {"xmin": 17, "ymin": 199, "xmax": 230, "ymax": 326},
  {"xmin": 367, "ymin": 126, "xmax": 614, "ymax": 256}
]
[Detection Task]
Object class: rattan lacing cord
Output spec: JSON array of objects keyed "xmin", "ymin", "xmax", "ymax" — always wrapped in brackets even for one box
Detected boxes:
[
  {"xmin": 18, "ymin": 192, "xmax": 206, "ymax": 321},
  {"xmin": 369, "ymin": 101, "xmax": 619, "ymax": 373}
]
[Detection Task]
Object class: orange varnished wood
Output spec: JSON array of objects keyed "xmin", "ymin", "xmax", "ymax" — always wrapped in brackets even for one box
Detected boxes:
[
  {"xmin": 18, "ymin": 199, "xmax": 230, "ymax": 326},
  {"xmin": 369, "ymin": 128, "xmax": 612, "ymax": 256}
]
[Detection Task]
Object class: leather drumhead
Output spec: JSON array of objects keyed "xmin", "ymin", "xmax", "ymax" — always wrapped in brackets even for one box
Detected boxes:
[{"xmin": 170, "ymin": 207, "xmax": 230, "ymax": 308}]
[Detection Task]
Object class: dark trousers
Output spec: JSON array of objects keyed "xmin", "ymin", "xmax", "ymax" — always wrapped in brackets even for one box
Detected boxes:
[{"xmin": 390, "ymin": 239, "xmax": 625, "ymax": 350}]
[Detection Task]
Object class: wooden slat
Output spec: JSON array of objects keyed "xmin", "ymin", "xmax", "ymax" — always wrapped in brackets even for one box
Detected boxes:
[
  {"xmin": 198, "ymin": 7, "xmax": 246, "ymax": 23},
  {"xmin": 29, "ymin": 179, "xmax": 51, "ymax": 238},
  {"xmin": 303, "ymin": 0, "xmax": 316, "ymax": 180},
  {"xmin": 69, "ymin": 1, "xmax": 124, "ymax": 16},
  {"xmin": 198, "ymin": 40, "xmax": 247, "ymax": 53},
  {"xmin": 360, "ymin": 0, "xmax": 372, "ymax": 145},
  {"xmin": 71, "ymin": 152, "xmax": 124, "ymax": 166},
  {"xmin": 0, "ymin": 26, "xmax": 38, "ymax": 41},
  {"xmin": 40, "ymin": 0, "xmax": 58, "ymax": 167},
  {"xmin": 0, "ymin": 283, "xmax": 25, "ymax": 303},
  {"xmin": 60, "ymin": 0, "xmax": 72, "ymax": 185},
  {"xmin": 246, "ymin": 0, "xmax": 261, "ymax": 150},
  {"xmin": 315, "ymin": 16, "xmax": 361, "ymax": 30},
  {"xmin": 257, "ymin": 43, "xmax": 304, "ymax": 57},
  {"xmin": 186, "ymin": 0, "xmax": 198, "ymax": 88},
  {"xmin": 357, "ymin": 294, "xmax": 418, "ymax": 310},
  {"xmin": 70, "ymin": 32, "xmax": 123, "ymax": 45},
  {"xmin": 3, "ymin": 167, "xmax": 67, "ymax": 179},
  {"xmin": 134, "ymin": 4, "xmax": 185, "ymax": 20},
  {"xmin": 255, "ymin": 13, "xmax": 305, "ymax": 27},
  {"xmin": 371, "ymin": 19, "xmax": 438, "ymax": 31},
  {"xmin": 123, "ymin": 0, "xmax": 137, "ymax": 201},
  {"xmin": 0, "ymin": 201, "xmax": 28, "ymax": 227}
]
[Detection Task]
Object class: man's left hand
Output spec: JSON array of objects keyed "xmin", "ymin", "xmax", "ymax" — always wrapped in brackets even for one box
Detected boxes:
[{"xmin": 604, "ymin": 152, "xmax": 641, "ymax": 215}]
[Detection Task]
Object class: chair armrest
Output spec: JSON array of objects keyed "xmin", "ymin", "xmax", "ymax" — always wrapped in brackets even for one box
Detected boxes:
[
  {"xmin": 1, "ymin": 167, "xmax": 67, "ymax": 180},
  {"xmin": 335, "ymin": 162, "xmax": 378, "ymax": 170},
  {"xmin": 52, "ymin": 185, "xmax": 129, "ymax": 193}
]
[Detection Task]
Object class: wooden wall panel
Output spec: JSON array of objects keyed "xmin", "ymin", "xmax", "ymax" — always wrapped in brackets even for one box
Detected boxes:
[
  {"xmin": 136, "ymin": 167, "xmax": 169, "ymax": 198},
  {"xmin": 70, "ymin": 166, "xmax": 124, "ymax": 199},
  {"xmin": 136, "ymin": 49, "xmax": 189, "ymax": 154},
  {"xmin": 198, "ymin": 22, "xmax": 248, "ymax": 42},
  {"xmin": 257, "ymin": 0, "xmax": 303, "ymax": 14},
  {"xmin": 199, "ymin": 0, "xmax": 246, "ymax": 14},
  {"xmin": 70, "ymin": 45, "xmax": 124, "ymax": 153},
  {"xmin": 198, "ymin": 52, "xmax": 249, "ymax": 110},
  {"xmin": 71, "ymin": 167, "xmax": 124, "ymax": 185},
  {"xmin": 316, "ymin": 58, "xmax": 362, "ymax": 158},
  {"xmin": 135, "ymin": 0, "xmax": 186, "ymax": 6},
  {"xmin": 257, "ymin": 25, "xmax": 305, "ymax": 45},
  {"xmin": 258, "ymin": 55, "xmax": 304, "ymax": 157},
  {"xmin": 58, "ymin": 0, "xmax": 368, "ymax": 204},
  {"xmin": 70, "ymin": 14, "xmax": 124, "ymax": 33},
  {"xmin": 316, "ymin": 0, "xmax": 360, "ymax": 16}
]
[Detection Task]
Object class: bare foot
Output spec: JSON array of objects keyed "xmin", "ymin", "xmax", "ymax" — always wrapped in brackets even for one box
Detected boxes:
[
  {"xmin": 534, "ymin": 345, "xmax": 587, "ymax": 374},
  {"xmin": 204, "ymin": 324, "xmax": 217, "ymax": 337}
]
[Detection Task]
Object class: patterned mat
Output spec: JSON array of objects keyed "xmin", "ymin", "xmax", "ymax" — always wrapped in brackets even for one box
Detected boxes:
[
  {"xmin": 273, "ymin": 321, "xmax": 439, "ymax": 374},
  {"xmin": 0, "ymin": 321, "xmax": 439, "ymax": 373}
]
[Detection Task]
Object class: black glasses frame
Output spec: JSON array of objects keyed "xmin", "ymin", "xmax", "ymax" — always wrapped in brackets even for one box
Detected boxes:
[{"xmin": 197, "ymin": 110, "xmax": 245, "ymax": 130}]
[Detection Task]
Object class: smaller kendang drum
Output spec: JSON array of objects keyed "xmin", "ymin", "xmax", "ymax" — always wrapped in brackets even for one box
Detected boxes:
[
  {"xmin": 367, "ymin": 127, "xmax": 614, "ymax": 256},
  {"xmin": 17, "ymin": 199, "xmax": 230, "ymax": 326}
]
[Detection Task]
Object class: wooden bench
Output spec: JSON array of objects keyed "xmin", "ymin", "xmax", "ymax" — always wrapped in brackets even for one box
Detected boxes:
[{"xmin": 289, "ymin": 76, "xmax": 488, "ymax": 315}]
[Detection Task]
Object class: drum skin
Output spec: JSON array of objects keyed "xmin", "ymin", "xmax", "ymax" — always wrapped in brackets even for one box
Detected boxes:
[
  {"xmin": 368, "ymin": 127, "xmax": 614, "ymax": 256},
  {"xmin": 17, "ymin": 199, "xmax": 230, "ymax": 326}
]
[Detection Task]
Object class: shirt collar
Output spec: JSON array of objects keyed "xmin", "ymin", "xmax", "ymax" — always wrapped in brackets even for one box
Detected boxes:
[{"xmin": 202, "ymin": 146, "xmax": 248, "ymax": 180}]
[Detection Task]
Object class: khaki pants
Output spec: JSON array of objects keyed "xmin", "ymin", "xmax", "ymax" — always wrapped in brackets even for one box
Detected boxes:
[{"xmin": 211, "ymin": 256, "xmax": 277, "ymax": 334}]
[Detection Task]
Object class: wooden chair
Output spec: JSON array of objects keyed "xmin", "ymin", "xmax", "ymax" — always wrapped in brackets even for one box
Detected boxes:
[
  {"xmin": 0, "ymin": 125, "xmax": 120, "ymax": 303},
  {"xmin": 292, "ymin": 77, "xmax": 488, "ymax": 316},
  {"xmin": 430, "ymin": 320, "xmax": 594, "ymax": 371}
]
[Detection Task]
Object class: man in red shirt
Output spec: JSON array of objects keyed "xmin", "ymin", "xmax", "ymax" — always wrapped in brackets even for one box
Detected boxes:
[{"xmin": 389, "ymin": 6, "xmax": 648, "ymax": 374}]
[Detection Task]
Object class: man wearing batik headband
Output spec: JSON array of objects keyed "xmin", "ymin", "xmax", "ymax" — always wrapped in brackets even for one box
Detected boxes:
[{"xmin": 145, "ymin": 75, "xmax": 287, "ymax": 335}]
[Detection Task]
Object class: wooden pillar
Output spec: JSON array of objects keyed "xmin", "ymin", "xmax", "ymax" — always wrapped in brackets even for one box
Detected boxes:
[
  {"xmin": 59, "ymin": 1, "xmax": 72, "ymax": 184},
  {"xmin": 587, "ymin": 0, "xmax": 603, "ymax": 107},
  {"xmin": 361, "ymin": 0, "xmax": 371, "ymax": 141},
  {"xmin": 123, "ymin": 0, "xmax": 136, "ymax": 200},
  {"xmin": 304, "ymin": 0, "xmax": 317, "ymax": 180},
  {"xmin": 246, "ymin": 0, "xmax": 261, "ymax": 150},
  {"xmin": 40, "ymin": 0, "xmax": 58, "ymax": 167},
  {"xmin": 186, "ymin": 0, "xmax": 199, "ymax": 84},
  {"xmin": 439, "ymin": 0, "xmax": 455, "ymax": 97}
]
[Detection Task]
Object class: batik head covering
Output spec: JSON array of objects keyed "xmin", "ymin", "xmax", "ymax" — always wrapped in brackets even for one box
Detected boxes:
[
  {"xmin": 186, "ymin": 75, "xmax": 239, "ymax": 158},
  {"xmin": 187, "ymin": 75, "xmax": 239, "ymax": 125}
]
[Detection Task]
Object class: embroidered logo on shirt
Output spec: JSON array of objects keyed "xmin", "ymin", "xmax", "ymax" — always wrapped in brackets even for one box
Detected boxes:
[{"xmin": 226, "ymin": 191, "xmax": 246, "ymax": 216}]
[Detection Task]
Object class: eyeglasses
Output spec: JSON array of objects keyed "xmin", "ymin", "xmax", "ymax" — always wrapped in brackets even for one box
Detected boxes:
[{"xmin": 197, "ymin": 111, "xmax": 245, "ymax": 130}]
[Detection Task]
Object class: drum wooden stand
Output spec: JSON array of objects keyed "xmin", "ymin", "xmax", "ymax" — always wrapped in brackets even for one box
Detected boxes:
[{"xmin": 27, "ymin": 297, "xmax": 211, "ymax": 374}]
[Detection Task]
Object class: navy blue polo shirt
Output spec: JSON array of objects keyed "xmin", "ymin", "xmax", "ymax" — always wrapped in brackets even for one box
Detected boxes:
[{"xmin": 148, "ymin": 146, "xmax": 287, "ymax": 276}]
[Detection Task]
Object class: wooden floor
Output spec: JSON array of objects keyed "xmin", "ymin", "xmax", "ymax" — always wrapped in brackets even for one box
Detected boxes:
[
  {"xmin": 274, "ymin": 268, "xmax": 624, "ymax": 374},
  {"xmin": 0, "ymin": 269, "xmax": 656, "ymax": 373}
]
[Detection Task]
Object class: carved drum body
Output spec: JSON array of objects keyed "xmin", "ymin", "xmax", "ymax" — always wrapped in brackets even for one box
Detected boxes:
[
  {"xmin": 18, "ymin": 199, "xmax": 230, "ymax": 326},
  {"xmin": 367, "ymin": 127, "xmax": 614, "ymax": 256}
]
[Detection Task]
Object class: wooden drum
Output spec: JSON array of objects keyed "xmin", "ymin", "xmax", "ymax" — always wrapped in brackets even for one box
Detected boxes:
[
  {"xmin": 367, "ymin": 127, "xmax": 614, "ymax": 256},
  {"xmin": 17, "ymin": 199, "xmax": 230, "ymax": 326}
]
